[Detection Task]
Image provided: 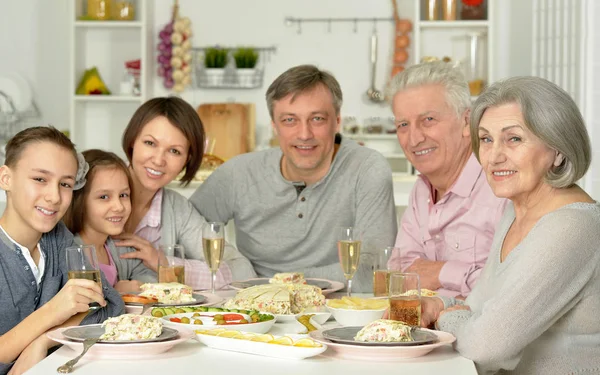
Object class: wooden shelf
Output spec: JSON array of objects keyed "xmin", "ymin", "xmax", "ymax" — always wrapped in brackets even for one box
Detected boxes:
[
  {"xmin": 74, "ymin": 20, "xmax": 143, "ymax": 28},
  {"xmin": 420, "ymin": 20, "xmax": 489, "ymax": 29},
  {"xmin": 74, "ymin": 95, "xmax": 143, "ymax": 103}
]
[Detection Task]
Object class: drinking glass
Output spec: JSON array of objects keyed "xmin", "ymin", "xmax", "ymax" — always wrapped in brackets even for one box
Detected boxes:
[
  {"xmin": 66, "ymin": 245, "xmax": 102, "ymax": 310},
  {"xmin": 389, "ymin": 272, "xmax": 421, "ymax": 326},
  {"xmin": 337, "ymin": 227, "xmax": 362, "ymax": 297},
  {"xmin": 202, "ymin": 222, "xmax": 225, "ymax": 294},
  {"xmin": 373, "ymin": 246, "xmax": 399, "ymax": 297},
  {"xmin": 157, "ymin": 244, "xmax": 185, "ymax": 284}
]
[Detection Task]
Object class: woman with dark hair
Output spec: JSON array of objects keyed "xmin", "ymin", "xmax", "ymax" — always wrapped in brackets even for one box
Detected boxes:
[{"xmin": 116, "ymin": 97, "xmax": 255, "ymax": 290}]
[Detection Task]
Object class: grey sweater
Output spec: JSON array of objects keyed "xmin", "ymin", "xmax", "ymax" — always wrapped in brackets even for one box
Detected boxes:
[
  {"xmin": 0, "ymin": 222, "xmax": 124, "ymax": 374},
  {"xmin": 74, "ymin": 235, "xmax": 157, "ymax": 284},
  {"xmin": 189, "ymin": 137, "xmax": 398, "ymax": 292},
  {"xmin": 437, "ymin": 202, "xmax": 600, "ymax": 374},
  {"xmin": 158, "ymin": 188, "xmax": 256, "ymax": 284}
]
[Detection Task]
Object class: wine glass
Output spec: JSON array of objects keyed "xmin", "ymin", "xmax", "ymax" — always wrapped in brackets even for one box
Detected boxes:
[
  {"xmin": 202, "ymin": 222, "xmax": 225, "ymax": 294},
  {"xmin": 65, "ymin": 245, "xmax": 102, "ymax": 310},
  {"xmin": 337, "ymin": 227, "xmax": 362, "ymax": 297}
]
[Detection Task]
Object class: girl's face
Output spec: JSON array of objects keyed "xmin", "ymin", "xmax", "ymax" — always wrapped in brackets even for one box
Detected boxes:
[
  {"xmin": 130, "ymin": 116, "xmax": 190, "ymax": 193},
  {"xmin": 1, "ymin": 142, "xmax": 77, "ymax": 235},
  {"xmin": 82, "ymin": 167, "xmax": 131, "ymax": 238}
]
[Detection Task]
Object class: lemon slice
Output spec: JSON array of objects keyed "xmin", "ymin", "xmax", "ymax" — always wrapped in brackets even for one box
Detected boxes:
[
  {"xmin": 199, "ymin": 329, "xmax": 225, "ymax": 336},
  {"xmin": 217, "ymin": 330, "xmax": 242, "ymax": 338},
  {"xmin": 293, "ymin": 338, "xmax": 322, "ymax": 348},
  {"xmin": 269, "ymin": 336, "xmax": 294, "ymax": 346},
  {"xmin": 250, "ymin": 334, "xmax": 275, "ymax": 342},
  {"xmin": 237, "ymin": 333, "xmax": 257, "ymax": 340}
]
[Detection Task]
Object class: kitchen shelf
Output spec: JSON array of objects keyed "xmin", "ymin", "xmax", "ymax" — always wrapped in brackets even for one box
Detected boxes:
[
  {"xmin": 420, "ymin": 20, "xmax": 488, "ymax": 29},
  {"xmin": 74, "ymin": 95, "xmax": 143, "ymax": 102},
  {"xmin": 74, "ymin": 21, "xmax": 143, "ymax": 28}
]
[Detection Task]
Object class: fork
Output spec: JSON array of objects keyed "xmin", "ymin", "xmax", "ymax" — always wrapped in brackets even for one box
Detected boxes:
[
  {"xmin": 56, "ymin": 338, "xmax": 98, "ymax": 373},
  {"xmin": 140, "ymin": 302, "xmax": 158, "ymax": 315}
]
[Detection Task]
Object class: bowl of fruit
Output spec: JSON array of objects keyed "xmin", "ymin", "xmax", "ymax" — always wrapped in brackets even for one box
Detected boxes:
[{"xmin": 153, "ymin": 306, "xmax": 276, "ymax": 334}]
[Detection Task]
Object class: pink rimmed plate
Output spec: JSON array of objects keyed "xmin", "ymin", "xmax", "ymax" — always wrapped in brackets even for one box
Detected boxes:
[{"xmin": 309, "ymin": 329, "xmax": 456, "ymax": 361}]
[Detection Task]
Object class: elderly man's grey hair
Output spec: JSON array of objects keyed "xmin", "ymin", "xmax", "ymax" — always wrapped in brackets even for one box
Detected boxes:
[
  {"xmin": 386, "ymin": 61, "xmax": 471, "ymax": 119},
  {"xmin": 470, "ymin": 76, "xmax": 591, "ymax": 189}
]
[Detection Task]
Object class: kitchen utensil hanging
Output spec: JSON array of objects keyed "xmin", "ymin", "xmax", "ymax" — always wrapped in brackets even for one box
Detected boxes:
[{"xmin": 366, "ymin": 21, "xmax": 385, "ymax": 103}]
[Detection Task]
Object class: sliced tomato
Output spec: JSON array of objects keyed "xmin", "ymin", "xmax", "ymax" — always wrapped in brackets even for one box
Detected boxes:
[
  {"xmin": 169, "ymin": 317, "xmax": 182, "ymax": 323},
  {"xmin": 221, "ymin": 314, "xmax": 244, "ymax": 321}
]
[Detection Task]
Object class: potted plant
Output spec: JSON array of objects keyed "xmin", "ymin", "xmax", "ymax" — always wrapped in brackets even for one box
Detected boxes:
[
  {"xmin": 233, "ymin": 47, "xmax": 259, "ymax": 87},
  {"xmin": 203, "ymin": 47, "xmax": 229, "ymax": 85}
]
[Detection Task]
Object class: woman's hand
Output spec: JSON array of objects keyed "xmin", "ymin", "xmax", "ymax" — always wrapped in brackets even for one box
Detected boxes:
[
  {"xmin": 45, "ymin": 279, "xmax": 105, "ymax": 327},
  {"xmin": 420, "ymin": 297, "xmax": 445, "ymax": 328},
  {"xmin": 114, "ymin": 280, "xmax": 142, "ymax": 294},
  {"xmin": 114, "ymin": 234, "xmax": 159, "ymax": 271},
  {"xmin": 438, "ymin": 304, "xmax": 471, "ymax": 319},
  {"xmin": 8, "ymin": 335, "xmax": 55, "ymax": 375}
]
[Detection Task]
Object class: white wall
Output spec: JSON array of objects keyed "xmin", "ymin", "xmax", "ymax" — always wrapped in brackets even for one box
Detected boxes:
[{"xmin": 1, "ymin": 0, "xmax": 535, "ymax": 145}]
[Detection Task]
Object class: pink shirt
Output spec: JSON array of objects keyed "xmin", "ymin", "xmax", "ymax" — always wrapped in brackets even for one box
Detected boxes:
[
  {"xmin": 388, "ymin": 154, "xmax": 507, "ymax": 297},
  {"xmin": 99, "ymin": 244, "xmax": 118, "ymax": 286},
  {"xmin": 134, "ymin": 189, "xmax": 163, "ymax": 248}
]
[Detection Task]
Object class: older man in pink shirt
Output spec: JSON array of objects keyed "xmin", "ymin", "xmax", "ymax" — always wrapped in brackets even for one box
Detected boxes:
[{"xmin": 387, "ymin": 61, "xmax": 506, "ymax": 297}]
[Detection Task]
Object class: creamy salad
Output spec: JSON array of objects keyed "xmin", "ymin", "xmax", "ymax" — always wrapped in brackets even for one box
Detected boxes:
[
  {"xmin": 100, "ymin": 314, "xmax": 163, "ymax": 341},
  {"xmin": 354, "ymin": 319, "xmax": 414, "ymax": 343}
]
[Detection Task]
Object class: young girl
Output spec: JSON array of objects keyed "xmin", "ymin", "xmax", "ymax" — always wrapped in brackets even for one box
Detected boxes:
[
  {"xmin": 0, "ymin": 127, "xmax": 123, "ymax": 375},
  {"xmin": 63, "ymin": 149, "xmax": 157, "ymax": 294},
  {"xmin": 115, "ymin": 96, "xmax": 256, "ymax": 289}
]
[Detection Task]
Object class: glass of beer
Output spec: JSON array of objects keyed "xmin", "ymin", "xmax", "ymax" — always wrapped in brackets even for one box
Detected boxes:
[
  {"xmin": 373, "ymin": 246, "xmax": 399, "ymax": 297},
  {"xmin": 202, "ymin": 222, "xmax": 225, "ymax": 294},
  {"xmin": 157, "ymin": 245, "xmax": 185, "ymax": 284},
  {"xmin": 337, "ymin": 227, "xmax": 362, "ymax": 297},
  {"xmin": 389, "ymin": 272, "xmax": 421, "ymax": 326},
  {"xmin": 66, "ymin": 245, "xmax": 102, "ymax": 310}
]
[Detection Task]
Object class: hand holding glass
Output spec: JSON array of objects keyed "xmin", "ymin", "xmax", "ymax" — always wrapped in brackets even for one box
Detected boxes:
[
  {"xmin": 389, "ymin": 272, "xmax": 421, "ymax": 326},
  {"xmin": 203, "ymin": 222, "xmax": 225, "ymax": 294},
  {"xmin": 337, "ymin": 227, "xmax": 362, "ymax": 297},
  {"xmin": 157, "ymin": 245, "xmax": 185, "ymax": 284},
  {"xmin": 66, "ymin": 245, "xmax": 102, "ymax": 310}
]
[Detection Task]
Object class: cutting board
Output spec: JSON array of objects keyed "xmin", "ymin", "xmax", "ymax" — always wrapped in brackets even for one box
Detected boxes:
[{"xmin": 196, "ymin": 103, "xmax": 256, "ymax": 160}]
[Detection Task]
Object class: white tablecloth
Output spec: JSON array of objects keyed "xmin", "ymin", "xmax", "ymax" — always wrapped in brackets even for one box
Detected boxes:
[{"xmin": 25, "ymin": 291, "xmax": 477, "ymax": 375}]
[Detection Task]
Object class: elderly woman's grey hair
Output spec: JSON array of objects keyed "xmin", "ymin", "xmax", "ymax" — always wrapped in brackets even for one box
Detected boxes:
[
  {"xmin": 470, "ymin": 76, "xmax": 591, "ymax": 189},
  {"xmin": 386, "ymin": 61, "xmax": 471, "ymax": 119}
]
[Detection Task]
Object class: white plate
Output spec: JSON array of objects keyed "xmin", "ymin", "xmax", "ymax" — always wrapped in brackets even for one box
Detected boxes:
[
  {"xmin": 125, "ymin": 292, "xmax": 224, "ymax": 315},
  {"xmin": 47, "ymin": 326, "xmax": 194, "ymax": 360},
  {"xmin": 162, "ymin": 312, "xmax": 276, "ymax": 334},
  {"xmin": 229, "ymin": 278, "xmax": 345, "ymax": 295},
  {"xmin": 62, "ymin": 324, "xmax": 179, "ymax": 343},
  {"xmin": 309, "ymin": 329, "xmax": 456, "ymax": 361},
  {"xmin": 195, "ymin": 332, "xmax": 327, "ymax": 360},
  {"xmin": 0, "ymin": 73, "xmax": 32, "ymax": 111}
]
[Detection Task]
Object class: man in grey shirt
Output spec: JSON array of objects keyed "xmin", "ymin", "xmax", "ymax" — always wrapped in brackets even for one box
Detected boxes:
[{"xmin": 190, "ymin": 64, "xmax": 397, "ymax": 292}]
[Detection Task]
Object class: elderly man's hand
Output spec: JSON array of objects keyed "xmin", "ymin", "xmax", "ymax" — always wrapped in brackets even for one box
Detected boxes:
[{"xmin": 406, "ymin": 258, "xmax": 445, "ymax": 290}]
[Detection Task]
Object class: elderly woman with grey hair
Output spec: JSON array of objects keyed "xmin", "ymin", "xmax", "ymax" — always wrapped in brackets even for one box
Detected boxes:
[{"xmin": 419, "ymin": 76, "xmax": 600, "ymax": 374}]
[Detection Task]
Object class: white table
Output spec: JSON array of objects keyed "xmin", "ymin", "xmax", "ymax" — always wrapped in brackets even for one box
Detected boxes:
[{"xmin": 25, "ymin": 292, "xmax": 477, "ymax": 375}]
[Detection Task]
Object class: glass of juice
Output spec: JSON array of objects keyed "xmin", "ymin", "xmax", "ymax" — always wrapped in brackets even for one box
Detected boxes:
[
  {"xmin": 202, "ymin": 222, "xmax": 225, "ymax": 294},
  {"xmin": 66, "ymin": 245, "xmax": 102, "ymax": 310},
  {"xmin": 337, "ymin": 227, "xmax": 362, "ymax": 297},
  {"xmin": 389, "ymin": 272, "xmax": 421, "ymax": 326},
  {"xmin": 157, "ymin": 245, "xmax": 186, "ymax": 284},
  {"xmin": 373, "ymin": 246, "xmax": 399, "ymax": 297}
]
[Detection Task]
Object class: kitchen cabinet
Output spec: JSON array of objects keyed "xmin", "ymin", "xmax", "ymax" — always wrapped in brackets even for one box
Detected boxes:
[{"xmin": 68, "ymin": 0, "xmax": 153, "ymax": 158}]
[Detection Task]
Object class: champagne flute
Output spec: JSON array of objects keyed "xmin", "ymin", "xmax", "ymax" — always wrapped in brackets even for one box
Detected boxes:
[
  {"xmin": 66, "ymin": 245, "xmax": 102, "ymax": 310},
  {"xmin": 337, "ymin": 227, "xmax": 362, "ymax": 297},
  {"xmin": 202, "ymin": 222, "xmax": 225, "ymax": 294}
]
